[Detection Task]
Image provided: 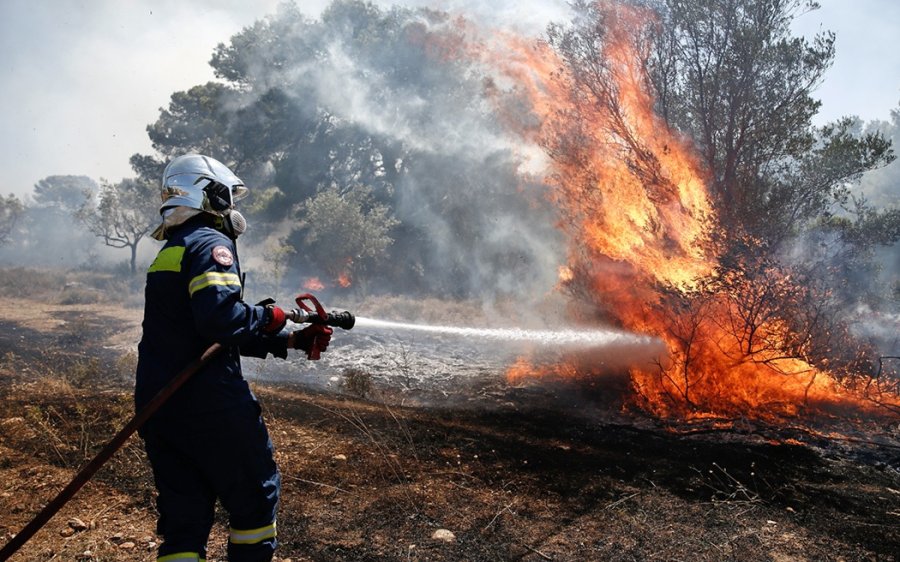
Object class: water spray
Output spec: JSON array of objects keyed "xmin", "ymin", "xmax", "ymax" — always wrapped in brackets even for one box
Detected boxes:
[
  {"xmin": 286, "ymin": 295, "xmax": 657, "ymax": 351},
  {"xmin": 353, "ymin": 317, "xmax": 655, "ymax": 348}
]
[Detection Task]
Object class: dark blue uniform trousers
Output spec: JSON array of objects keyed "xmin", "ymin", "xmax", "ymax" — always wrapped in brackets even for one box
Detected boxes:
[{"xmin": 141, "ymin": 401, "xmax": 281, "ymax": 562}]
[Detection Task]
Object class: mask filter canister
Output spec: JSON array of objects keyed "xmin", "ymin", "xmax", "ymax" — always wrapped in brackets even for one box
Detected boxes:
[{"xmin": 228, "ymin": 210, "xmax": 247, "ymax": 237}]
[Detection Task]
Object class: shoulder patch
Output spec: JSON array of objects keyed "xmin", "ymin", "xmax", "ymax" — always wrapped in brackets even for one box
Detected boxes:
[{"xmin": 211, "ymin": 245, "xmax": 234, "ymax": 267}]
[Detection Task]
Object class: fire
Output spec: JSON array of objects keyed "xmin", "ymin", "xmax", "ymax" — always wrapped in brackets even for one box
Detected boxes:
[
  {"xmin": 337, "ymin": 271, "xmax": 352, "ymax": 288},
  {"xmin": 450, "ymin": 2, "xmax": 899, "ymax": 422},
  {"xmin": 303, "ymin": 277, "xmax": 325, "ymax": 291}
]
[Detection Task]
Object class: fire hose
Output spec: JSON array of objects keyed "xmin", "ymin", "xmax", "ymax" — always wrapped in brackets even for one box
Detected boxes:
[{"xmin": 0, "ymin": 293, "xmax": 354, "ymax": 562}]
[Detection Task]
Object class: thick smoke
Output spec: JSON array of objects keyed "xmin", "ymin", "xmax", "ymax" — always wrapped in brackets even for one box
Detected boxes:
[
  {"xmin": 781, "ymin": 107, "xmax": 900, "ymax": 358},
  {"xmin": 852, "ymin": 107, "xmax": 900, "ymax": 355},
  {"xmin": 0, "ymin": 176, "xmax": 107, "ymax": 268},
  {"xmin": 197, "ymin": 2, "xmax": 566, "ymax": 306}
]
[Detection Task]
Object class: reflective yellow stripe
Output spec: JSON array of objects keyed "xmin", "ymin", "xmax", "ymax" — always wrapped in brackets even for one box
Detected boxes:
[
  {"xmin": 188, "ymin": 271, "xmax": 241, "ymax": 297},
  {"xmin": 148, "ymin": 246, "xmax": 185, "ymax": 273},
  {"xmin": 157, "ymin": 553, "xmax": 202, "ymax": 562},
  {"xmin": 229, "ymin": 521, "xmax": 276, "ymax": 545}
]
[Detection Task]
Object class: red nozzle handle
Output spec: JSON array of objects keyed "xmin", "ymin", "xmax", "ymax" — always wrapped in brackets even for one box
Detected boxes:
[
  {"xmin": 295, "ymin": 293, "xmax": 328, "ymax": 360},
  {"xmin": 295, "ymin": 293, "xmax": 327, "ymax": 320}
]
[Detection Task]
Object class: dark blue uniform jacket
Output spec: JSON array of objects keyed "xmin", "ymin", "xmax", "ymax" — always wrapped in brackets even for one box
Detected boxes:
[{"xmin": 136, "ymin": 218, "xmax": 287, "ymax": 417}]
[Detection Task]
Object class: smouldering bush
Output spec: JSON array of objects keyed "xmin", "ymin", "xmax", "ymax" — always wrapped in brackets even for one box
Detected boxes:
[
  {"xmin": 58, "ymin": 284, "xmax": 103, "ymax": 305},
  {"xmin": 341, "ymin": 367, "xmax": 373, "ymax": 399}
]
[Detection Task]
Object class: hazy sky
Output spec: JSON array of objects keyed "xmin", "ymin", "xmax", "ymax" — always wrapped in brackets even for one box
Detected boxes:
[{"xmin": 1, "ymin": 0, "xmax": 897, "ymax": 198}]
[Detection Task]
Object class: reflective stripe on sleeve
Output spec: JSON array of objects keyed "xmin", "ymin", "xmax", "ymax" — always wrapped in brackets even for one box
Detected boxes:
[
  {"xmin": 157, "ymin": 553, "xmax": 203, "ymax": 562},
  {"xmin": 148, "ymin": 246, "xmax": 185, "ymax": 273},
  {"xmin": 188, "ymin": 271, "xmax": 242, "ymax": 297},
  {"xmin": 229, "ymin": 521, "xmax": 276, "ymax": 545}
]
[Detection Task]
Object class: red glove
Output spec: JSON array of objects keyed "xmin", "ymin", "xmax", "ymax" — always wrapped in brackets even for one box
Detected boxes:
[
  {"xmin": 288, "ymin": 324, "xmax": 334, "ymax": 360},
  {"xmin": 261, "ymin": 305, "xmax": 287, "ymax": 334}
]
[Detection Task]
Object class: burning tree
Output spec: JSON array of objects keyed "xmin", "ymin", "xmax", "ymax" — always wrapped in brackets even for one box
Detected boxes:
[
  {"xmin": 293, "ymin": 183, "xmax": 399, "ymax": 292},
  {"xmin": 480, "ymin": 0, "xmax": 900, "ymax": 421},
  {"xmin": 118, "ymin": 0, "xmax": 897, "ymax": 420}
]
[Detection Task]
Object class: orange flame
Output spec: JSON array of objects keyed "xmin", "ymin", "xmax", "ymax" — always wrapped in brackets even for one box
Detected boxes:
[
  {"xmin": 303, "ymin": 277, "xmax": 325, "ymax": 291},
  {"xmin": 337, "ymin": 271, "xmax": 352, "ymax": 288},
  {"xmin": 447, "ymin": 2, "xmax": 898, "ymax": 422}
]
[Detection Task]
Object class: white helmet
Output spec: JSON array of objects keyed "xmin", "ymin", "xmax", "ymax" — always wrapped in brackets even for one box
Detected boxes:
[{"xmin": 154, "ymin": 154, "xmax": 249, "ymax": 240}]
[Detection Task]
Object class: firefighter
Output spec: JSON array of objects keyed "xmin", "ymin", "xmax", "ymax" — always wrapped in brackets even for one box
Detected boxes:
[{"xmin": 136, "ymin": 154, "xmax": 332, "ymax": 562}]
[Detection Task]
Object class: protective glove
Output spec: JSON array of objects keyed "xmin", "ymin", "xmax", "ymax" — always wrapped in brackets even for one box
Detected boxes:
[
  {"xmin": 261, "ymin": 304, "xmax": 287, "ymax": 334},
  {"xmin": 288, "ymin": 324, "xmax": 334, "ymax": 360}
]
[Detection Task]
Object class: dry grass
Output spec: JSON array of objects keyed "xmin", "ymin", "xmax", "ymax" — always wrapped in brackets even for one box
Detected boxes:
[
  {"xmin": 0, "ymin": 291, "xmax": 898, "ymax": 561},
  {"xmin": 0, "ymin": 267, "xmax": 140, "ymax": 306}
]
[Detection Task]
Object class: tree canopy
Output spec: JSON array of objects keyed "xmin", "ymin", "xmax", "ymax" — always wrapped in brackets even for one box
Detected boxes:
[
  {"xmin": 133, "ymin": 0, "xmax": 561, "ymax": 297},
  {"xmin": 0, "ymin": 194, "xmax": 24, "ymax": 246},
  {"xmin": 32, "ymin": 175, "xmax": 98, "ymax": 211},
  {"xmin": 129, "ymin": 0, "xmax": 895, "ymax": 310},
  {"xmin": 77, "ymin": 179, "xmax": 159, "ymax": 274}
]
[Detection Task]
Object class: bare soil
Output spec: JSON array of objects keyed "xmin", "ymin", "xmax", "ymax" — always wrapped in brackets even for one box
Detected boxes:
[{"xmin": 0, "ymin": 296, "xmax": 898, "ymax": 561}]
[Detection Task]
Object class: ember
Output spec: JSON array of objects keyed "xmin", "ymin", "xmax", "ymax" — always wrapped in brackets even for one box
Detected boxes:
[{"xmin": 303, "ymin": 277, "xmax": 325, "ymax": 291}]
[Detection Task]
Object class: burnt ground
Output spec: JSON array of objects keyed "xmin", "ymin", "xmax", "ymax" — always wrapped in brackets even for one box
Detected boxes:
[{"xmin": 0, "ymin": 296, "xmax": 898, "ymax": 561}]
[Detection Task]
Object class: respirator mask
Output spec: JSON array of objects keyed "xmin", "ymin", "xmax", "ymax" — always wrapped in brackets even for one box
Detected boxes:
[{"xmin": 204, "ymin": 180, "xmax": 248, "ymax": 239}]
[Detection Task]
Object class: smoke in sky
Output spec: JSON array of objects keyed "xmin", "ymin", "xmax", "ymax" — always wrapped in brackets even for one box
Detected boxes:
[
  {"xmin": 2, "ymin": 0, "xmax": 897, "ymax": 199},
  {"xmin": 185, "ymin": 2, "xmax": 569, "ymax": 302},
  {"xmin": 0, "ymin": 0, "xmax": 896, "ymax": 327}
]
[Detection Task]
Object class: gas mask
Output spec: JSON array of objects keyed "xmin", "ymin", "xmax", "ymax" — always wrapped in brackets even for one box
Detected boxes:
[
  {"xmin": 205, "ymin": 181, "xmax": 248, "ymax": 239},
  {"xmin": 222, "ymin": 209, "xmax": 248, "ymax": 239}
]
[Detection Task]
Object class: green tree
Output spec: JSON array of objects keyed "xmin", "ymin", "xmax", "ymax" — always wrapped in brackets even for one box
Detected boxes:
[
  {"xmin": 0, "ymin": 194, "xmax": 24, "ymax": 245},
  {"xmin": 129, "ymin": 153, "xmax": 167, "ymax": 186},
  {"xmin": 545, "ymin": 0, "xmax": 899, "ymax": 393},
  {"xmin": 859, "ymin": 104, "xmax": 900, "ymax": 209},
  {"xmin": 648, "ymin": 0, "xmax": 893, "ymax": 237},
  {"xmin": 296, "ymin": 183, "xmax": 398, "ymax": 292},
  {"xmin": 134, "ymin": 0, "xmax": 560, "ymax": 297},
  {"xmin": 32, "ymin": 175, "xmax": 98, "ymax": 211},
  {"xmin": 77, "ymin": 179, "xmax": 158, "ymax": 274},
  {"xmin": 146, "ymin": 83, "xmax": 239, "ymax": 163},
  {"xmin": 551, "ymin": 0, "xmax": 894, "ymax": 240}
]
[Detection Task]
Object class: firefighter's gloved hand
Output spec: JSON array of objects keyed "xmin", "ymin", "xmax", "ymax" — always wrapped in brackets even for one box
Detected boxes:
[
  {"xmin": 261, "ymin": 304, "xmax": 287, "ymax": 334},
  {"xmin": 288, "ymin": 324, "xmax": 333, "ymax": 360}
]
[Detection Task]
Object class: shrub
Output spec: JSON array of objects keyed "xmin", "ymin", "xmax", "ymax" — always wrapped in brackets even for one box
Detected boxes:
[{"xmin": 341, "ymin": 367, "xmax": 373, "ymax": 399}]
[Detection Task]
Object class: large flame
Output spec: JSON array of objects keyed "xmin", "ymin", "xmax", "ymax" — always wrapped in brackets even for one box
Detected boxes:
[{"xmin": 446, "ymin": 3, "xmax": 898, "ymax": 421}]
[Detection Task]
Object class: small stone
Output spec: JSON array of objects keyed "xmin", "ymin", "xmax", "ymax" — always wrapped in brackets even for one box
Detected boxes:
[
  {"xmin": 68, "ymin": 518, "xmax": 88, "ymax": 531},
  {"xmin": 60, "ymin": 528, "xmax": 75, "ymax": 537},
  {"xmin": 333, "ymin": 454, "xmax": 347, "ymax": 461},
  {"xmin": 110, "ymin": 532, "xmax": 124, "ymax": 542},
  {"xmin": 119, "ymin": 541, "xmax": 136, "ymax": 550},
  {"xmin": 140, "ymin": 535, "xmax": 154, "ymax": 543},
  {"xmin": 431, "ymin": 529, "xmax": 455, "ymax": 542}
]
